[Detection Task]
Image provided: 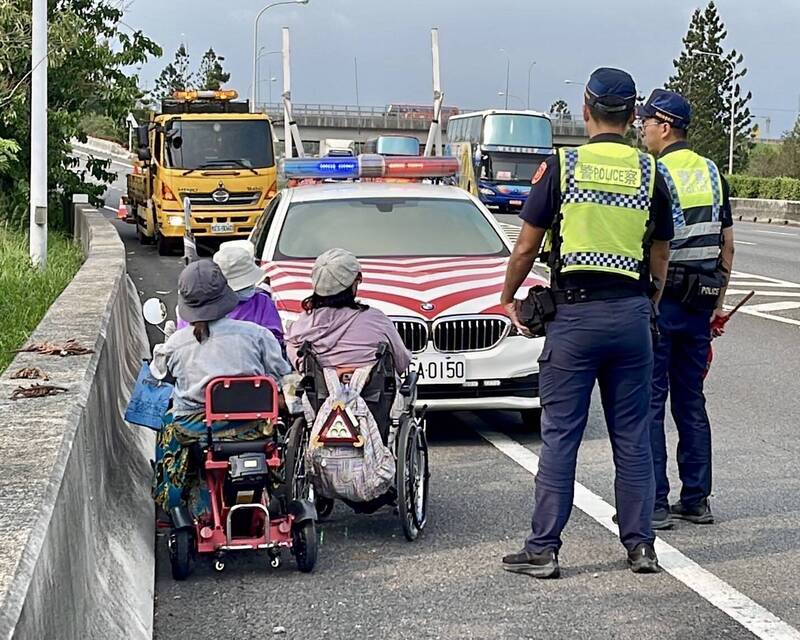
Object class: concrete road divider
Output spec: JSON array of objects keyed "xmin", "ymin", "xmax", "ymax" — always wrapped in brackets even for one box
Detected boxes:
[
  {"xmin": 0, "ymin": 200, "xmax": 154, "ymax": 639},
  {"xmin": 731, "ymin": 198, "xmax": 800, "ymax": 226},
  {"xmin": 70, "ymin": 136, "xmax": 135, "ymax": 163}
]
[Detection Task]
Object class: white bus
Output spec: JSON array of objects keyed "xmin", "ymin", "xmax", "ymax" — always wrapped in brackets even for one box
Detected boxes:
[{"xmin": 446, "ymin": 109, "xmax": 554, "ymax": 212}]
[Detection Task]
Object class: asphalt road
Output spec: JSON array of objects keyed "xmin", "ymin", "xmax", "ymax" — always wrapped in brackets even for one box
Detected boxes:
[{"xmin": 100, "ymin": 175, "xmax": 800, "ymax": 640}]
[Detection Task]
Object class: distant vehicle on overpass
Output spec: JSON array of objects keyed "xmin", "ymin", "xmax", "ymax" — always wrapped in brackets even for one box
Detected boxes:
[
  {"xmin": 386, "ymin": 103, "xmax": 460, "ymax": 122},
  {"xmin": 363, "ymin": 135, "xmax": 421, "ymax": 156},
  {"xmin": 446, "ymin": 109, "xmax": 554, "ymax": 213},
  {"xmin": 318, "ymin": 138, "xmax": 355, "ymax": 157}
]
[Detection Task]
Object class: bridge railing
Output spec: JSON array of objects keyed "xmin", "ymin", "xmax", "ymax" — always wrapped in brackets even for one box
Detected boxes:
[{"xmin": 259, "ymin": 102, "xmax": 588, "ymax": 138}]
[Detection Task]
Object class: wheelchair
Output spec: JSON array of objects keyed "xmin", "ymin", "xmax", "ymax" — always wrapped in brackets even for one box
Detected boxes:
[
  {"xmin": 168, "ymin": 375, "xmax": 318, "ymax": 580},
  {"xmin": 285, "ymin": 342, "xmax": 430, "ymax": 541}
]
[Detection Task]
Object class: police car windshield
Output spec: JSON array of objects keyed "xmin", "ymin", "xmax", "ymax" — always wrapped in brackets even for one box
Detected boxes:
[
  {"xmin": 276, "ymin": 197, "xmax": 509, "ymax": 259},
  {"xmin": 164, "ymin": 120, "xmax": 274, "ymax": 170},
  {"xmin": 483, "ymin": 114, "xmax": 553, "ymax": 148}
]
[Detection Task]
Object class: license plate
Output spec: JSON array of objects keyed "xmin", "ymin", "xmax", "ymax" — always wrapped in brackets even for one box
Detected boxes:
[
  {"xmin": 409, "ymin": 354, "xmax": 466, "ymax": 385},
  {"xmin": 210, "ymin": 222, "xmax": 234, "ymax": 234},
  {"xmin": 509, "ymin": 199, "xmax": 523, "ymax": 206}
]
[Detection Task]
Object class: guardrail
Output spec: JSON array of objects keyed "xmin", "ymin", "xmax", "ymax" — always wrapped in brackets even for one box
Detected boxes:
[{"xmin": 260, "ymin": 102, "xmax": 588, "ymax": 137}]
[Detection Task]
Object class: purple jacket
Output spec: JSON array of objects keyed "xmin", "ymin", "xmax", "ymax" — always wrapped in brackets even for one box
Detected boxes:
[{"xmin": 177, "ymin": 290, "xmax": 284, "ymax": 345}]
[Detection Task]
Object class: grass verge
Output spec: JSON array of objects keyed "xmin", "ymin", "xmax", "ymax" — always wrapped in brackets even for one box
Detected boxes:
[{"xmin": 0, "ymin": 226, "xmax": 84, "ymax": 373}]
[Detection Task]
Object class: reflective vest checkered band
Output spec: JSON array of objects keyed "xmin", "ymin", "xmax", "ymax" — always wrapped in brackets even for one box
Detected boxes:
[
  {"xmin": 561, "ymin": 251, "xmax": 641, "ymax": 274},
  {"xmin": 658, "ymin": 161, "xmax": 685, "ymax": 229},
  {"xmin": 562, "ymin": 149, "xmax": 652, "ymax": 211},
  {"xmin": 707, "ymin": 159, "xmax": 722, "ymax": 221}
]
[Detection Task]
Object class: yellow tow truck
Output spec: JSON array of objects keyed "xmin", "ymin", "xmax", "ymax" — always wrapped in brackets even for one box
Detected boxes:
[{"xmin": 127, "ymin": 90, "xmax": 277, "ymax": 255}]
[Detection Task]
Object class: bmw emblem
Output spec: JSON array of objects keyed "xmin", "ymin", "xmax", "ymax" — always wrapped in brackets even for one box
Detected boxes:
[{"xmin": 421, "ymin": 302, "xmax": 435, "ymax": 311}]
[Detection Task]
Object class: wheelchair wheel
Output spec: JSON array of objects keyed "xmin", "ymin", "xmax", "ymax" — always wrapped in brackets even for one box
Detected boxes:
[
  {"xmin": 292, "ymin": 520, "xmax": 318, "ymax": 573},
  {"xmin": 285, "ymin": 418, "xmax": 313, "ymax": 503},
  {"xmin": 396, "ymin": 416, "xmax": 429, "ymax": 541},
  {"xmin": 169, "ymin": 529, "xmax": 195, "ymax": 581}
]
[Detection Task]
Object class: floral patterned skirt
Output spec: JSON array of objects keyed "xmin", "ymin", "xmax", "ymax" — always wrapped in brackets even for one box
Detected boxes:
[{"xmin": 152, "ymin": 411, "xmax": 273, "ymax": 521}]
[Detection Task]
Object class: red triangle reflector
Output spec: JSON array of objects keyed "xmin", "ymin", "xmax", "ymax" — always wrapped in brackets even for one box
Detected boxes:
[{"xmin": 316, "ymin": 404, "xmax": 363, "ymax": 446}]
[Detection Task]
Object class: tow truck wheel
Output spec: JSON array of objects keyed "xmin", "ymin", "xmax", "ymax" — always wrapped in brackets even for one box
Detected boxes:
[
  {"xmin": 156, "ymin": 226, "xmax": 175, "ymax": 256},
  {"xmin": 135, "ymin": 221, "xmax": 153, "ymax": 246}
]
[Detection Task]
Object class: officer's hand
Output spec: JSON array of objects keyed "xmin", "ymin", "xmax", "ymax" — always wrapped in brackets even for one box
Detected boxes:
[
  {"xmin": 710, "ymin": 308, "xmax": 727, "ymax": 338},
  {"xmin": 502, "ymin": 300, "xmax": 532, "ymax": 337}
]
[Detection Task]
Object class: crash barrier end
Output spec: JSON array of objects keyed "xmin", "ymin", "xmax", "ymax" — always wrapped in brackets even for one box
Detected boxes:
[{"xmin": 0, "ymin": 202, "xmax": 154, "ymax": 639}]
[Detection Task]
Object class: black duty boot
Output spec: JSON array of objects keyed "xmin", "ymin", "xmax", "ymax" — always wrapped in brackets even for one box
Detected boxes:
[
  {"xmin": 611, "ymin": 508, "xmax": 673, "ymax": 531},
  {"xmin": 627, "ymin": 543, "xmax": 661, "ymax": 574},
  {"xmin": 501, "ymin": 548, "xmax": 559, "ymax": 579},
  {"xmin": 671, "ymin": 498, "xmax": 714, "ymax": 524}
]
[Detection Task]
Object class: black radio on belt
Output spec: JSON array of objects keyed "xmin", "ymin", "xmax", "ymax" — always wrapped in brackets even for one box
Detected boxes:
[
  {"xmin": 666, "ymin": 265, "xmax": 725, "ymax": 311},
  {"xmin": 519, "ymin": 286, "xmax": 557, "ymax": 336}
]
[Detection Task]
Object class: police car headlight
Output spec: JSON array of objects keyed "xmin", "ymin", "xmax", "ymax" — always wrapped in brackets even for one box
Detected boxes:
[
  {"xmin": 479, "ymin": 187, "xmax": 495, "ymax": 196},
  {"xmin": 167, "ymin": 215, "xmax": 184, "ymax": 227}
]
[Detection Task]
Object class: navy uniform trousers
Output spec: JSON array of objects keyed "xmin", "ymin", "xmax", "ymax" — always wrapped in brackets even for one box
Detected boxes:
[
  {"xmin": 649, "ymin": 296, "xmax": 713, "ymax": 511},
  {"xmin": 526, "ymin": 295, "xmax": 656, "ymax": 553}
]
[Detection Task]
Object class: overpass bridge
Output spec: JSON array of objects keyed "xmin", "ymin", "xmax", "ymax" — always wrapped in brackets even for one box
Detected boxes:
[{"xmin": 261, "ymin": 102, "xmax": 589, "ymax": 154}]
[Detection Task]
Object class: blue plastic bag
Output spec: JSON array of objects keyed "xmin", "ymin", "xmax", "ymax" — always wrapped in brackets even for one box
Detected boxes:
[{"xmin": 125, "ymin": 362, "xmax": 173, "ymax": 430}]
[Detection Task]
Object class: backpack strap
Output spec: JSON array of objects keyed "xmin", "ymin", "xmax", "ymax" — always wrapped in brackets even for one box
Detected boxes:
[
  {"xmin": 347, "ymin": 365, "xmax": 375, "ymax": 396},
  {"xmin": 322, "ymin": 368, "xmax": 343, "ymax": 396}
]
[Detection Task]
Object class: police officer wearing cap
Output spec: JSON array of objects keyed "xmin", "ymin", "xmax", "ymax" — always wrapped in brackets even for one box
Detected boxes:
[
  {"xmin": 500, "ymin": 68, "xmax": 674, "ymax": 578},
  {"xmin": 638, "ymin": 89, "xmax": 735, "ymax": 528}
]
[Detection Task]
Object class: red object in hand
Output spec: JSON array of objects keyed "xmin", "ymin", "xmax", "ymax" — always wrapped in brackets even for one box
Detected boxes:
[{"xmin": 704, "ymin": 291, "xmax": 754, "ymax": 379}]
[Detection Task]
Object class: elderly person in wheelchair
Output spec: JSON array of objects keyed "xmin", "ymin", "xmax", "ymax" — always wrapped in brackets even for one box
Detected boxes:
[
  {"xmin": 285, "ymin": 249, "xmax": 429, "ymax": 540},
  {"xmin": 150, "ymin": 260, "xmax": 291, "ymax": 525}
]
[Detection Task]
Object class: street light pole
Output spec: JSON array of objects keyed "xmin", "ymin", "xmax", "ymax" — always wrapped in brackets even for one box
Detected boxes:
[
  {"xmin": 251, "ymin": 0, "xmax": 308, "ymax": 110},
  {"xmin": 30, "ymin": 0, "xmax": 47, "ymax": 268},
  {"xmin": 499, "ymin": 49, "xmax": 510, "ymax": 110},
  {"xmin": 691, "ymin": 49, "xmax": 736, "ymax": 174},
  {"xmin": 257, "ymin": 48, "xmax": 280, "ymax": 108},
  {"xmin": 527, "ymin": 60, "xmax": 536, "ymax": 110}
]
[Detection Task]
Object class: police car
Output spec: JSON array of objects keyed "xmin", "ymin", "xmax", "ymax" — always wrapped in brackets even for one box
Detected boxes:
[{"xmin": 249, "ymin": 154, "xmax": 546, "ymax": 422}]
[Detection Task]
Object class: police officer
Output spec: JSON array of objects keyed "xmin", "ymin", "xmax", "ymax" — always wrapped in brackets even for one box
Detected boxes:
[
  {"xmin": 500, "ymin": 68, "xmax": 674, "ymax": 578},
  {"xmin": 638, "ymin": 89, "xmax": 735, "ymax": 527}
]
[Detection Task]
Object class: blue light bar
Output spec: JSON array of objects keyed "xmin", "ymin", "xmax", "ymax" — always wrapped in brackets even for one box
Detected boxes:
[{"xmin": 282, "ymin": 157, "xmax": 360, "ymax": 180}]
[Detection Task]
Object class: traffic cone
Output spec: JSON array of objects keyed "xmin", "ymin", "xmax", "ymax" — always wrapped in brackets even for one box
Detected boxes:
[{"xmin": 117, "ymin": 197, "xmax": 128, "ymax": 220}]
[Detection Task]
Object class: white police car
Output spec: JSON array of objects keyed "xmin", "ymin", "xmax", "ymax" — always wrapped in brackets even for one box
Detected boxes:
[{"xmin": 249, "ymin": 155, "xmax": 546, "ymax": 423}]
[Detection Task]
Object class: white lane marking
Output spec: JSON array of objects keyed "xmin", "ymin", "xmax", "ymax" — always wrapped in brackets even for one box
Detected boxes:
[
  {"xmin": 752, "ymin": 230, "xmax": 798, "ymax": 237},
  {"xmin": 499, "ymin": 222, "xmax": 521, "ymax": 243},
  {"xmin": 745, "ymin": 301, "xmax": 800, "ymax": 312},
  {"xmin": 734, "ymin": 240, "xmax": 756, "ymax": 246},
  {"xmin": 727, "ymin": 290, "xmax": 800, "ymax": 298},
  {"xmin": 103, "ymin": 205, "xmax": 118, "ymax": 213},
  {"xmin": 737, "ymin": 308, "xmax": 800, "ymax": 327},
  {"xmin": 726, "ymin": 282, "xmax": 800, "ymax": 289},
  {"xmin": 477, "ymin": 428, "xmax": 800, "ymax": 640}
]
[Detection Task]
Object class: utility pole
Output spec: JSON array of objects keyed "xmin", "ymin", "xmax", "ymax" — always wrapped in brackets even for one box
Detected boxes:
[{"xmin": 30, "ymin": 0, "xmax": 48, "ymax": 268}]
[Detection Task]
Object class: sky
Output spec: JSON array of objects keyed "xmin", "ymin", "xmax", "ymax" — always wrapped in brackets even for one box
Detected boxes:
[{"xmin": 122, "ymin": 0, "xmax": 800, "ymax": 139}]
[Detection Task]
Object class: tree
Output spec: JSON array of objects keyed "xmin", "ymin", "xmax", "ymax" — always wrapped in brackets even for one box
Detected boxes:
[
  {"xmin": 666, "ymin": 1, "xmax": 753, "ymax": 173},
  {"xmin": 154, "ymin": 44, "xmax": 194, "ymax": 100},
  {"xmin": 197, "ymin": 48, "xmax": 230, "ymax": 91},
  {"xmin": 746, "ymin": 120, "xmax": 800, "ymax": 178},
  {"xmin": 549, "ymin": 99, "xmax": 570, "ymax": 117},
  {"xmin": 0, "ymin": 1, "xmax": 161, "ymax": 229}
]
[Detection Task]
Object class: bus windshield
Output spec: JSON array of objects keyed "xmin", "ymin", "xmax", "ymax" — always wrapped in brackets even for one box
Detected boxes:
[{"xmin": 482, "ymin": 114, "xmax": 552, "ymax": 148}]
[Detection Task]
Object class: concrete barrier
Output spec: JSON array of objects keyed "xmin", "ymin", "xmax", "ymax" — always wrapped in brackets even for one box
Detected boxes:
[
  {"xmin": 0, "ymin": 202, "xmax": 154, "ymax": 639},
  {"xmin": 70, "ymin": 136, "xmax": 134, "ymax": 162},
  {"xmin": 731, "ymin": 197, "xmax": 800, "ymax": 225}
]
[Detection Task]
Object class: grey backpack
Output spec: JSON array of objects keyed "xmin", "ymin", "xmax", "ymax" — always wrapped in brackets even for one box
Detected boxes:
[{"xmin": 303, "ymin": 365, "xmax": 395, "ymax": 502}]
